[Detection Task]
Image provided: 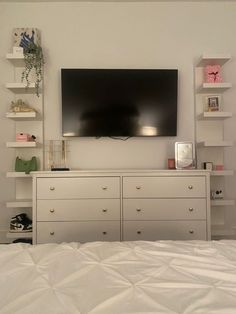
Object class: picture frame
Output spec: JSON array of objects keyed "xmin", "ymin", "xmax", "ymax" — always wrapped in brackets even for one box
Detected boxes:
[
  {"xmin": 205, "ymin": 95, "xmax": 221, "ymax": 112},
  {"xmin": 175, "ymin": 142, "xmax": 195, "ymax": 169}
]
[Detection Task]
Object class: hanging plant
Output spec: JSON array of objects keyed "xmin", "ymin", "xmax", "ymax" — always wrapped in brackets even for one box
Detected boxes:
[{"xmin": 21, "ymin": 42, "xmax": 44, "ymax": 97}]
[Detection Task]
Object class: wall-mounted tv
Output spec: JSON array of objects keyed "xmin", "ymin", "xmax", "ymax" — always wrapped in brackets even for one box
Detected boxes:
[{"xmin": 61, "ymin": 68, "xmax": 178, "ymax": 137}]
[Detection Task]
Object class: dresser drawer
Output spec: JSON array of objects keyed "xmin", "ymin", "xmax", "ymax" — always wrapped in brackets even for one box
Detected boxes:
[
  {"xmin": 37, "ymin": 221, "xmax": 120, "ymax": 243},
  {"xmin": 37, "ymin": 199, "xmax": 120, "ymax": 221},
  {"xmin": 37, "ymin": 177, "xmax": 120, "ymax": 199},
  {"xmin": 123, "ymin": 199, "xmax": 206, "ymax": 220},
  {"xmin": 123, "ymin": 176, "xmax": 206, "ymax": 198},
  {"xmin": 123, "ymin": 221, "xmax": 206, "ymax": 241}
]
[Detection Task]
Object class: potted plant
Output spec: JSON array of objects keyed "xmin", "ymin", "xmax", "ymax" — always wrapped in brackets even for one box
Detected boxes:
[{"xmin": 21, "ymin": 42, "xmax": 44, "ymax": 97}]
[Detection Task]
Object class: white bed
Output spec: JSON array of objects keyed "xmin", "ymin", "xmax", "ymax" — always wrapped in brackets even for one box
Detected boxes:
[{"xmin": 1, "ymin": 240, "xmax": 236, "ymax": 314}]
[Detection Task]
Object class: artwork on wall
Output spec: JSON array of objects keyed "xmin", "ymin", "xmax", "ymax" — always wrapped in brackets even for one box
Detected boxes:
[
  {"xmin": 205, "ymin": 95, "xmax": 221, "ymax": 112},
  {"xmin": 12, "ymin": 28, "xmax": 41, "ymax": 52}
]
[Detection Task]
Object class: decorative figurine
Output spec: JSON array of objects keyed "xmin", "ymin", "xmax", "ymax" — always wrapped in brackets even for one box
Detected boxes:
[
  {"xmin": 205, "ymin": 64, "xmax": 223, "ymax": 83},
  {"xmin": 10, "ymin": 99, "xmax": 36, "ymax": 113}
]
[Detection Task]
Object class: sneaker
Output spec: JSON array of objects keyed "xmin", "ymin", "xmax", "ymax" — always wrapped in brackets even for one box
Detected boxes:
[{"xmin": 10, "ymin": 213, "xmax": 32, "ymax": 233}]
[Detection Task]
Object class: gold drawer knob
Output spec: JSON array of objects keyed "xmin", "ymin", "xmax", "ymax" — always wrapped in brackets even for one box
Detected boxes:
[
  {"xmin": 136, "ymin": 208, "xmax": 142, "ymax": 212},
  {"xmin": 50, "ymin": 231, "xmax": 54, "ymax": 236},
  {"xmin": 102, "ymin": 209, "xmax": 108, "ymax": 212},
  {"xmin": 50, "ymin": 209, "xmax": 55, "ymax": 213},
  {"xmin": 49, "ymin": 186, "xmax": 55, "ymax": 191},
  {"xmin": 189, "ymin": 230, "xmax": 194, "ymax": 234},
  {"xmin": 189, "ymin": 207, "xmax": 194, "ymax": 212},
  {"xmin": 136, "ymin": 186, "xmax": 141, "ymax": 190},
  {"xmin": 102, "ymin": 186, "xmax": 108, "ymax": 190},
  {"xmin": 137, "ymin": 231, "xmax": 142, "ymax": 234},
  {"xmin": 188, "ymin": 185, "xmax": 193, "ymax": 190},
  {"xmin": 102, "ymin": 231, "xmax": 107, "ymax": 235}
]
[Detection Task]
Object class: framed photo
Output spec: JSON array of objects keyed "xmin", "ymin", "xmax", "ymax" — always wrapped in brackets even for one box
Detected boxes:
[
  {"xmin": 175, "ymin": 142, "xmax": 195, "ymax": 169},
  {"xmin": 205, "ymin": 95, "xmax": 221, "ymax": 112}
]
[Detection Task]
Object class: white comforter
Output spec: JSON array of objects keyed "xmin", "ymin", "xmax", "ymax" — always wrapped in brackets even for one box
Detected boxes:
[{"xmin": 1, "ymin": 240, "xmax": 236, "ymax": 314}]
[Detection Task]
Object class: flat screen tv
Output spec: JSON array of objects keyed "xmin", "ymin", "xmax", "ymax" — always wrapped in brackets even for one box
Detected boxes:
[{"xmin": 61, "ymin": 69, "xmax": 178, "ymax": 137}]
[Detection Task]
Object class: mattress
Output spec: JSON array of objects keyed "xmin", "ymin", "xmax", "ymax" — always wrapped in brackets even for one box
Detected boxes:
[{"xmin": 0, "ymin": 240, "xmax": 236, "ymax": 314}]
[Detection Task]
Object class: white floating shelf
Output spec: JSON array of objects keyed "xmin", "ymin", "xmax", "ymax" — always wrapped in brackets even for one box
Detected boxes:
[
  {"xmin": 210, "ymin": 170, "xmax": 234, "ymax": 176},
  {"xmin": 211, "ymin": 200, "xmax": 235, "ymax": 206},
  {"xmin": 6, "ymin": 53, "xmax": 25, "ymax": 67},
  {"xmin": 6, "ymin": 172, "xmax": 32, "ymax": 178},
  {"xmin": 199, "ymin": 82, "xmax": 232, "ymax": 93},
  {"xmin": 6, "ymin": 82, "xmax": 36, "ymax": 94},
  {"xmin": 198, "ymin": 112, "xmax": 232, "ymax": 120},
  {"xmin": 6, "ymin": 232, "xmax": 32, "ymax": 239},
  {"xmin": 6, "ymin": 141, "xmax": 37, "ymax": 148},
  {"xmin": 197, "ymin": 54, "xmax": 231, "ymax": 67},
  {"xmin": 6, "ymin": 112, "xmax": 37, "ymax": 120},
  {"xmin": 6, "ymin": 199, "xmax": 32, "ymax": 208},
  {"xmin": 198, "ymin": 141, "xmax": 233, "ymax": 147}
]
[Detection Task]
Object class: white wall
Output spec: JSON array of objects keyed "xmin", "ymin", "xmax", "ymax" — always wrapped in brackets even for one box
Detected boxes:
[{"xmin": 0, "ymin": 1, "xmax": 236, "ymax": 240}]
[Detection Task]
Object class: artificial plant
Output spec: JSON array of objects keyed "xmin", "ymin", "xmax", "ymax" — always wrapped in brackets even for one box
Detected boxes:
[{"xmin": 21, "ymin": 42, "xmax": 44, "ymax": 97}]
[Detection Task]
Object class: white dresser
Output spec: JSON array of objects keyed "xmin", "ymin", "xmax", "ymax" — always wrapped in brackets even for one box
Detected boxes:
[{"xmin": 32, "ymin": 170, "xmax": 210, "ymax": 244}]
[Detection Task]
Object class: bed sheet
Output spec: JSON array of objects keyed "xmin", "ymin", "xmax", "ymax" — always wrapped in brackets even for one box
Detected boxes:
[{"xmin": 0, "ymin": 240, "xmax": 236, "ymax": 314}]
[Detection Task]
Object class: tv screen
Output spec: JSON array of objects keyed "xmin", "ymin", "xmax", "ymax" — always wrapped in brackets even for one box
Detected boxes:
[{"xmin": 61, "ymin": 69, "xmax": 178, "ymax": 137}]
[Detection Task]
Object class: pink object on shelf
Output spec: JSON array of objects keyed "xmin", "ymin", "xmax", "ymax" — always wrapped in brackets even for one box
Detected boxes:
[
  {"xmin": 168, "ymin": 158, "xmax": 176, "ymax": 169},
  {"xmin": 16, "ymin": 133, "xmax": 31, "ymax": 142},
  {"xmin": 205, "ymin": 65, "xmax": 223, "ymax": 83},
  {"xmin": 215, "ymin": 164, "xmax": 224, "ymax": 171}
]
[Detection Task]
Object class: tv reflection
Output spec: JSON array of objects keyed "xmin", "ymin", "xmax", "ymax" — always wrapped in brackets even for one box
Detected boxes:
[{"xmin": 79, "ymin": 103, "xmax": 141, "ymax": 137}]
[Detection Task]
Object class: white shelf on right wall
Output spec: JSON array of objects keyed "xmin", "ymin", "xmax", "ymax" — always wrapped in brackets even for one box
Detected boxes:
[
  {"xmin": 198, "ymin": 112, "xmax": 232, "ymax": 120},
  {"xmin": 210, "ymin": 170, "xmax": 234, "ymax": 176},
  {"xmin": 194, "ymin": 53, "xmax": 235, "ymax": 239}
]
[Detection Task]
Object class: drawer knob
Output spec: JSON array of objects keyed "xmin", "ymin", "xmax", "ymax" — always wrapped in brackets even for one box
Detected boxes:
[
  {"xmin": 137, "ymin": 231, "xmax": 142, "ymax": 234},
  {"xmin": 136, "ymin": 186, "xmax": 141, "ymax": 190},
  {"xmin": 50, "ymin": 231, "xmax": 54, "ymax": 236},
  {"xmin": 189, "ymin": 230, "xmax": 194, "ymax": 234},
  {"xmin": 102, "ymin": 186, "xmax": 108, "ymax": 190},
  {"xmin": 188, "ymin": 185, "xmax": 193, "ymax": 190},
  {"xmin": 136, "ymin": 208, "xmax": 142, "ymax": 212},
  {"xmin": 103, "ymin": 231, "xmax": 107, "ymax": 235},
  {"xmin": 189, "ymin": 207, "xmax": 194, "ymax": 212},
  {"xmin": 102, "ymin": 209, "xmax": 108, "ymax": 212},
  {"xmin": 49, "ymin": 186, "xmax": 55, "ymax": 191},
  {"xmin": 50, "ymin": 209, "xmax": 55, "ymax": 213}
]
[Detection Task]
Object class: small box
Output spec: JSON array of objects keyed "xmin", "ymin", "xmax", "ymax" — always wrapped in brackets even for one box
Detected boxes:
[
  {"xmin": 13, "ymin": 46, "xmax": 23, "ymax": 54},
  {"xmin": 215, "ymin": 164, "xmax": 224, "ymax": 171},
  {"xmin": 203, "ymin": 162, "xmax": 213, "ymax": 170},
  {"xmin": 16, "ymin": 133, "xmax": 31, "ymax": 142}
]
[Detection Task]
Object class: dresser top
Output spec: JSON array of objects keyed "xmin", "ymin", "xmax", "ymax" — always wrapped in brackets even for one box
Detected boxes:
[{"xmin": 32, "ymin": 169, "xmax": 210, "ymax": 178}]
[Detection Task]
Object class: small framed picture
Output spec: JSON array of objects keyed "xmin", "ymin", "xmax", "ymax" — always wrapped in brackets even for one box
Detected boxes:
[
  {"xmin": 205, "ymin": 95, "xmax": 221, "ymax": 112},
  {"xmin": 175, "ymin": 142, "xmax": 195, "ymax": 169}
]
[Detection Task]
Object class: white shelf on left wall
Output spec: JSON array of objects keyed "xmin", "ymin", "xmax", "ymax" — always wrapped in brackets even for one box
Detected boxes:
[
  {"xmin": 6, "ymin": 52, "xmax": 24, "ymax": 66},
  {"xmin": 6, "ymin": 142, "xmax": 38, "ymax": 148},
  {"xmin": 6, "ymin": 232, "xmax": 32, "ymax": 239},
  {"xmin": 6, "ymin": 200, "xmax": 32, "ymax": 208},
  {"xmin": 5, "ymin": 33, "xmax": 44, "ymax": 243}
]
